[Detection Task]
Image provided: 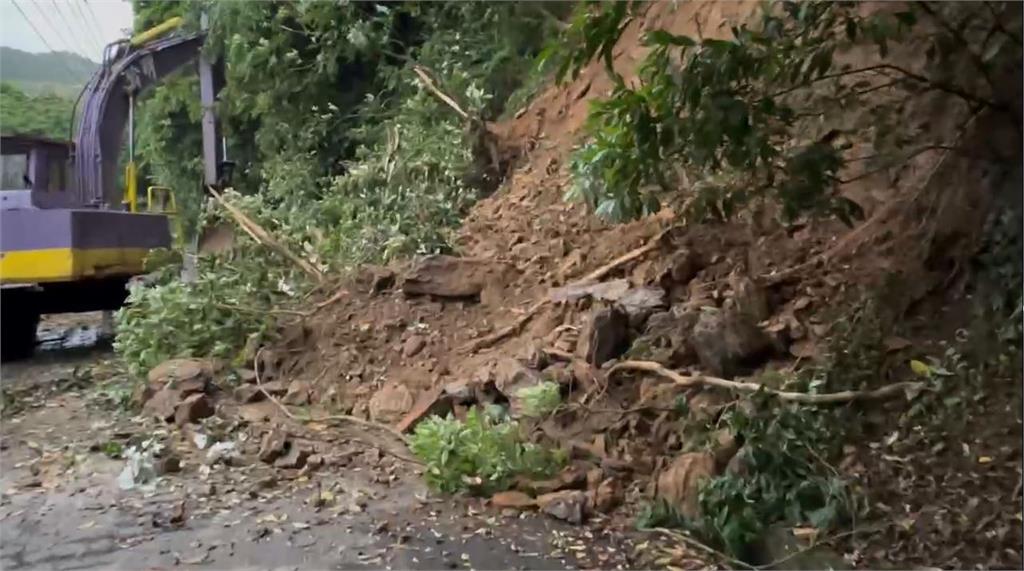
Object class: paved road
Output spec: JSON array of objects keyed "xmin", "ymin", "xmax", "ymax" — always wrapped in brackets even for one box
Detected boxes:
[{"xmin": 0, "ymin": 336, "xmax": 639, "ymax": 571}]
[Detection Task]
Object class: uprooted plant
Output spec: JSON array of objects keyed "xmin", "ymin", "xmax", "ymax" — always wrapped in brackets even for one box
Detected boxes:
[
  {"xmin": 410, "ymin": 407, "xmax": 565, "ymax": 495},
  {"xmin": 559, "ymin": 1, "xmax": 1022, "ymax": 222}
]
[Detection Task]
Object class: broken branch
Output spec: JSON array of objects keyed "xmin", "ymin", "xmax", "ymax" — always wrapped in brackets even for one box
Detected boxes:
[
  {"xmin": 460, "ymin": 300, "xmax": 548, "ymax": 353},
  {"xmin": 208, "ymin": 186, "xmax": 325, "ymax": 283},
  {"xmin": 575, "ymin": 226, "xmax": 673, "ymax": 284},
  {"xmin": 610, "ymin": 360, "xmax": 926, "ymax": 404},
  {"xmin": 412, "ymin": 64, "xmax": 471, "ymax": 122}
]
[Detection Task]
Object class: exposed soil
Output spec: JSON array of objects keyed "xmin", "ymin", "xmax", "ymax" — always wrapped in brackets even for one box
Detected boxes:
[
  {"xmin": 249, "ymin": 2, "xmax": 1023, "ymax": 569},
  {"xmin": 5, "ymin": 3, "xmax": 1020, "ymax": 570}
]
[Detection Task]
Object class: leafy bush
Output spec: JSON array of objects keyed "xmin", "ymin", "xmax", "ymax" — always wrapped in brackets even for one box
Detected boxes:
[
  {"xmin": 410, "ymin": 407, "xmax": 564, "ymax": 495},
  {"xmin": 693, "ymin": 400, "xmax": 851, "ymax": 559},
  {"xmin": 117, "ymin": 2, "xmax": 565, "ymax": 375},
  {"xmin": 516, "ymin": 381, "xmax": 562, "ymax": 418}
]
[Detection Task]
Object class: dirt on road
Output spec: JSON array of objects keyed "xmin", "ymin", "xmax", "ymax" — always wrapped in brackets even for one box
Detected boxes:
[{"xmin": 0, "ymin": 334, "xmax": 645, "ymax": 571}]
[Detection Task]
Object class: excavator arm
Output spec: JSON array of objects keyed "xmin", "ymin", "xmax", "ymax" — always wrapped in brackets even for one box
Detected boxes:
[{"xmin": 73, "ymin": 16, "xmax": 225, "ymax": 209}]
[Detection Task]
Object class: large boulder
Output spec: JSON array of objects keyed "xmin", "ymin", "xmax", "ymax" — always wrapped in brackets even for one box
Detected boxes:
[
  {"xmin": 616, "ymin": 286, "xmax": 667, "ymax": 329},
  {"xmin": 690, "ymin": 307, "xmax": 773, "ymax": 378},
  {"xmin": 576, "ymin": 306, "xmax": 630, "ymax": 366},
  {"xmin": 626, "ymin": 309, "xmax": 700, "ymax": 367},
  {"xmin": 368, "ymin": 382, "xmax": 415, "ymax": 424},
  {"xmin": 147, "ymin": 358, "xmax": 214, "ymax": 388},
  {"xmin": 402, "ymin": 255, "xmax": 515, "ymax": 299}
]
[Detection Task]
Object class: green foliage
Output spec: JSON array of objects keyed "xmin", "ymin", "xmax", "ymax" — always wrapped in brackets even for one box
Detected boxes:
[
  {"xmin": 101, "ymin": 441, "xmax": 125, "ymax": 459},
  {"xmin": 635, "ymin": 498, "xmax": 688, "ymax": 530},
  {"xmin": 563, "ymin": 1, "xmax": 1021, "ymax": 224},
  {"xmin": 114, "ymin": 217, "xmax": 296, "ymax": 376},
  {"xmin": 0, "ymin": 82, "xmax": 76, "ymax": 139},
  {"xmin": 516, "ymin": 382, "xmax": 562, "ymax": 418},
  {"xmin": 117, "ymin": 1, "xmax": 563, "ymax": 375},
  {"xmin": 694, "ymin": 400, "xmax": 851, "ymax": 560},
  {"xmin": 410, "ymin": 407, "xmax": 564, "ymax": 495}
]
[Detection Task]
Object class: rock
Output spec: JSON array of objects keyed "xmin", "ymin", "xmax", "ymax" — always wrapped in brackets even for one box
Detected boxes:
[
  {"xmin": 728, "ymin": 274, "xmax": 770, "ymax": 323},
  {"xmin": 490, "ymin": 490, "xmax": 537, "ymax": 509},
  {"xmin": 368, "ymin": 383, "xmax": 415, "ymax": 424},
  {"xmin": 233, "ymin": 384, "xmax": 264, "ymax": 404},
  {"xmin": 131, "ymin": 382, "xmax": 161, "ymax": 408},
  {"xmin": 204, "ymin": 441, "xmax": 239, "ymax": 466},
  {"xmin": 549, "ymin": 279, "xmax": 630, "ymax": 303},
  {"xmin": 536, "ymin": 490, "xmax": 590, "ymax": 524},
  {"xmin": 656, "ymin": 452, "xmax": 717, "ymax": 519},
  {"xmin": 147, "ymin": 358, "xmax": 213, "ymax": 387},
  {"xmin": 628, "ymin": 309, "xmax": 699, "ymax": 367},
  {"xmin": 395, "ymin": 387, "xmax": 453, "ymax": 433},
  {"xmin": 274, "ymin": 443, "xmax": 311, "ymax": 469},
  {"xmin": 586, "ymin": 467, "xmax": 605, "ymax": 489},
  {"xmin": 690, "ymin": 308, "xmax": 773, "ymax": 378},
  {"xmin": 577, "ymin": 306, "xmax": 630, "ymax": 366},
  {"xmin": 402, "ymin": 255, "xmax": 515, "ymax": 298},
  {"xmin": 616, "ymin": 286, "xmax": 667, "ymax": 328},
  {"xmin": 174, "ymin": 393, "xmax": 214, "ymax": 426},
  {"xmin": 258, "ymin": 429, "xmax": 288, "ymax": 463},
  {"xmin": 517, "ymin": 465, "xmax": 586, "ymax": 495},
  {"xmin": 662, "ymin": 248, "xmax": 702, "ymax": 285},
  {"xmin": 144, "ymin": 388, "xmax": 182, "ymax": 422},
  {"xmin": 281, "ymin": 380, "xmax": 311, "ymax": 406},
  {"xmin": 493, "ymin": 357, "xmax": 543, "ymax": 395},
  {"xmin": 402, "ymin": 335, "xmax": 426, "ymax": 358},
  {"xmin": 235, "ymin": 368, "xmax": 257, "ymax": 384},
  {"xmin": 155, "ymin": 455, "xmax": 181, "ymax": 475},
  {"xmin": 589, "ymin": 477, "xmax": 622, "ymax": 513}
]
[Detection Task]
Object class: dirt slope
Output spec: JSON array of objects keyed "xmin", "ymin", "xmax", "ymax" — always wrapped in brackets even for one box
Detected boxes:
[{"xmin": 262, "ymin": 3, "xmax": 1022, "ymax": 568}]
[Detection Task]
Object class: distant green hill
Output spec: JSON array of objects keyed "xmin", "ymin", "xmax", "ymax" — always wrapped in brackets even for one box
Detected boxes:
[
  {"xmin": 0, "ymin": 82, "xmax": 75, "ymax": 140},
  {"xmin": 0, "ymin": 47, "xmax": 97, "ymax": 96}
]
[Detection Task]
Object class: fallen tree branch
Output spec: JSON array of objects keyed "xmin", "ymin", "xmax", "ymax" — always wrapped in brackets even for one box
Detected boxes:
[
  {"xmin": 253, "ymin": 349, "xmax": 420, "ymax": 464},
  {"xmin": 412, "ymin": 64, "xmax": 471, "ymax": 122},
  {"xmin": 542, "ymin": 347, "xmax": 575, "ymax": 361},
  {"xmin": 460, "ymin": 300, "xmax": 548, "ymax": 354},
  {"xmin": 610, "ymin": 360, "xmax": 926, "ymax": 404},
  {"xmin": 575, "ymin": 226, "xmax": 674, "ymax": 284},
  {"xmin": 208, "ymin": 186, "xmax": 325, "ymax": 283}
]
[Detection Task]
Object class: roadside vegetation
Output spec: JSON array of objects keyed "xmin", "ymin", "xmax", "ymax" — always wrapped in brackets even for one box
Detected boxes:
[{"xmin": 117, "ymin": 1, "xmax": 567, "ymax": 374}]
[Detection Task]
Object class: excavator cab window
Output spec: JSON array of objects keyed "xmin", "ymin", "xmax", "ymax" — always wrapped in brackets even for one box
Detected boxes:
[{"xmin": 0, "ymin": 152, "xmax": 29, "ymax": 191}]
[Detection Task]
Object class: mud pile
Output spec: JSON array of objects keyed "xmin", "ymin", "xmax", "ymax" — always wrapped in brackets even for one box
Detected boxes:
[{"xmin": 254, "ymin": 2, "xmax": 1021, "ymax": 568}]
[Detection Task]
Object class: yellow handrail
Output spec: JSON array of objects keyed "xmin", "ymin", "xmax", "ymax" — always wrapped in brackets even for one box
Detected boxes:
[{"xmin": 146, "ymin": 185, "xmax": 177, "ymax": 214}]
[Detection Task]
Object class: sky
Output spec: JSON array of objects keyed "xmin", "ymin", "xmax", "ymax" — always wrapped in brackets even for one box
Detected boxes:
[{"xmin": 0, "ymin": 0, "xmax": 134, "ymax": 63}]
